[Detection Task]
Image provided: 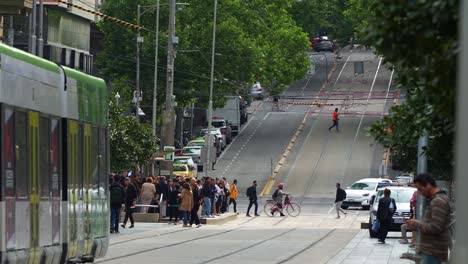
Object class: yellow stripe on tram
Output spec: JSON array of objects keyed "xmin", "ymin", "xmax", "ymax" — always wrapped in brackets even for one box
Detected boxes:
[
  {"xmin": 84, "ymin": 124, "xmax": 93, "ymax": 255},
  {"xmin": 68, "ymin": 121, "xmax": 78, "ymax": 259},
  {"xmin": 28, "ymin": 112, "xmax": 40, "ymax": 264}
]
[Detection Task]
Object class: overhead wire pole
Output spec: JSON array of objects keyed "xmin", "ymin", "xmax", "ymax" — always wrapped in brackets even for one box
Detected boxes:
[
  {"xmin": 31, "ymin": 0, "xmax": 37, "ymax": 55},
  {"xmin": 38, "ymin": 0, "xmax": 44, "ymax": 57},
  {"xmin": 136, "ymin": 5, "xmax": 142, "ymax": 122},
  {"xmin": 151, "ymin": 0, "xmax": 160, "ymax": 176},
  {"xmin": 453, "ymin": 0, "xmax": 468, "ymax": 261},
  {"xmin": 205, "ymin": 0, "xmax": 218, "ymax": 178}
]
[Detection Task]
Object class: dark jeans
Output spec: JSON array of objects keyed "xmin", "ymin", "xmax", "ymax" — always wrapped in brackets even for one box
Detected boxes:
[
  {"xmin": 247, "ymin": 199, "xmax": 258, "ymax": 215},
  {"xmin": 229, "ymin": 198, "xmax": 237, "ymax": 213},
  {"xmin": 181, "ymin": 211, "xmax": 189, "ymax": 225},
  {"xmin": 110, "ymin": 207, "xmax": 121, "ymax": 231},
  {"xmin": 123, "ymin": 206, "xmax": 134, "ymax": 226},
  {"xmin": 190, "ymin": 204, "xmax": 201, "ymax": 225},
  {"xmin": 378, "ymin": 219, "xmax": 391, "ymax": 242},
  {"xmin": 329, "ymin": 120, "xmax": 339, "ymax": 131}
]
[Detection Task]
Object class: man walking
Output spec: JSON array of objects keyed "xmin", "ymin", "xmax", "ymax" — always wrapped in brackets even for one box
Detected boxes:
[
  {"xmin": 121, "ymin": 177, "xmax": 137, "ymax": 229},
  {"xmin": 246, "ymin": 180, "xmax": 260, "ymax": 217},
  {"xmin": 406, "ymin": 173, "xmax": 450, "ymax": 263},
  {"xmin": 109, "ymin": 175, "xmax": 125, "ymax": 233},
  {"xmin": 229, "ymin": 179, "xmax": 239, "ymax": 214},
  {"xmin": 377, "ymin": 188, "xmax": 397, "ymax": 243},
  {"xmin": 328, "ymin": 108, "xmax": 340, "ymax": 132},
  {"xmin": 334, "ymin": 183, "xmax": 347, "ymax": 219}
]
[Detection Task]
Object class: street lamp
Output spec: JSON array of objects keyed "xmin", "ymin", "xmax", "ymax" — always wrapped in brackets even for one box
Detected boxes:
[
  {"xmin": 114, "ymin": 92, "xmax": 120, "ymax": 105},
  {"xmin": 205, "ymin": 0, "xmax": 218, "ymax": 178}
]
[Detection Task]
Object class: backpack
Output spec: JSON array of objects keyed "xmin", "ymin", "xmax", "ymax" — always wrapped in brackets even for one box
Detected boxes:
[
  {"xmin": 110, "ymin": 185, "xmax": 123, "ymax": 204},
  {"xmin": 246, "ymin": 186, "xmax": 251, "ymax": 197},
  {"xmin": 389, "ymin": 199, "xmax": 395, "ymax": 214},
  {"xmin": 272, "ymin": 189, "xmax": 279, "ymax": 200}
]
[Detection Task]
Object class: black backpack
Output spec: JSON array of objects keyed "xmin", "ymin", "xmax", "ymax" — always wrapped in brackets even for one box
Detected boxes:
[
  {"xmin": 272, "ymin": 189, "xmax": 279, "ymax": 200},
  {"xmin": 110, "ymin": 185, "xmax": 124, "ymax": 204}
]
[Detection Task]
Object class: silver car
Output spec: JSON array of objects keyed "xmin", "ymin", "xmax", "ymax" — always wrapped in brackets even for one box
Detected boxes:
[
  {"xmin": 250, "ymin": 82, "xmax": 264, "ymax": 100},
  {"xmin": 368, "ymin": 186, "xmax": 416, "ymax": 238}
]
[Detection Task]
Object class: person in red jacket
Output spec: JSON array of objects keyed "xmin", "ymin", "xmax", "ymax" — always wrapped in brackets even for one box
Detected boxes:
[{"xmin": 328, "ymin": 108, "xmax": 340, "ymax": 132}]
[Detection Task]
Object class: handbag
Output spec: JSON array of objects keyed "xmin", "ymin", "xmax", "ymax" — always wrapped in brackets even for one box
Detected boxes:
[{"xmin": 372, "ymin": 219, "xmax": 380, "ymax": 233}]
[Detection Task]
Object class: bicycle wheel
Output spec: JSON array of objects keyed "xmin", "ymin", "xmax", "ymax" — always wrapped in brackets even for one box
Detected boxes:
[
  {"xmin": 264, "ymin": 201, "xmax": 276, "ymax": 217},
  {"xmin": 286, "ymin": 202, "xmax": 301, "ymax": 217}
]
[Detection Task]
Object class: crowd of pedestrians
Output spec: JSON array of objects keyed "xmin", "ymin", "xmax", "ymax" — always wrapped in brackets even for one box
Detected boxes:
[{"xmin": 109, "ymin": 171, "xmax": 244, "ymax": 233}]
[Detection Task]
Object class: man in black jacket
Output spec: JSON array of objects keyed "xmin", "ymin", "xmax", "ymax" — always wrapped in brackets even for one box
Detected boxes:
[
  {"xmin": 110, "ymin": 176, "xmax": 125, "ymax": 233},
  {"xmin": 121, "ymin": 177, "xmax": 137, "ymax": 228},
  {"xmin": 201, "ymin": 178, "xmax": 213, "ymax": 218},
  {"xmin": 246, "ymin": 181, "xmax": 259, "ymax": 217},
  {"xmin": 156, "ymin": 176, "xmax": 168, "ymax": 217},
  {"xmin": 335, "ymin": 183, "xmax": 347, "ymax": 219},
  {"xmin": 377, "ymin": 188, "xmax": 397, "ymax": 243}
]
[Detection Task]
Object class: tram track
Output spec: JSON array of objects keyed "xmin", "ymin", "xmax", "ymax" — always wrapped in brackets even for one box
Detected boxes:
[{"xmin": 109, "ymin": 228, "xmax": 190, "ymax": 246}]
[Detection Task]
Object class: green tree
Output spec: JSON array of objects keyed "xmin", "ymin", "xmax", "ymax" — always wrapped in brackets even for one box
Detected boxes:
[
  {"xmin": 109, "ymin": 99, "xmax": 159, "ymax": 173},
  {"xmin": 367, "ymin": 0, "xmax": 458, "ymax": 180}
]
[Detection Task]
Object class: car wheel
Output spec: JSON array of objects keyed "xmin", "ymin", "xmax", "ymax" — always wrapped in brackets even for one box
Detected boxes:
[
  {"xmin": 340, "ymin": 204, "xmax": 349, "ymax": 209},
  {"xmin": 369, "ymin": 218, "xmax": 378, "ymax": 238}
]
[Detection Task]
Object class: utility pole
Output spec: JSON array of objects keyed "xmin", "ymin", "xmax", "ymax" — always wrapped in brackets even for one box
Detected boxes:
[
  {"xmin": 204, "ymin": 0, "xmax": 218, "ymax": 177},
  {"xmin": 415, "ymin": 134, "xmax": 428, "ymax": 253},
  {"xmin": 152, "ymin": 0, "xmax": 160, "ymax": 138},
  {"xmin": 136, "ymin": 5, "xmax": 142, "ymax": 122},
  {"xmin": 453, "ymin": 0, "xmax": 468, "ymax": 261},
  {"xmin": 30, "ymin": 0, "xmax": 37, "ymax": 55},
  {"xmin": 38, "ymin": 0, "xmax": 44, "ymax": 58},
  {"xmin": 7, "ymin": 16, "xmax": 14, "ymax": 46},
  {"xmin": 161, "ymin": 0, "xmax": 176, "ymax": 149}
]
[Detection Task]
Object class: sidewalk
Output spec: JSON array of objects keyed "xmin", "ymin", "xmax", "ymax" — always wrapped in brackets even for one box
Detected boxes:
[{"xmin": 327, "ymin": 230, "xmax": 414, "ymax": 264}]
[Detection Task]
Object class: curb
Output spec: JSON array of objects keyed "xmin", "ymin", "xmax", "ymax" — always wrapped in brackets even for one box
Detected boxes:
[{"xmin": 260, "ymin": 61, "xmax": 338, "ymax": 196}]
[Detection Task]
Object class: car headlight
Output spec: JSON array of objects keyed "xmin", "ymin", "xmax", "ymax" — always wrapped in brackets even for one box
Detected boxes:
[{"xmin": 362, "ymin": 193, "xmax": 370, "ymax": 197}]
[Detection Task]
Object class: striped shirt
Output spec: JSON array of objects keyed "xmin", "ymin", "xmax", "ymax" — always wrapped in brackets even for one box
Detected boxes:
[{"xmin": 414, "ymin": 192, "xmax": 450, "ymax": 261}]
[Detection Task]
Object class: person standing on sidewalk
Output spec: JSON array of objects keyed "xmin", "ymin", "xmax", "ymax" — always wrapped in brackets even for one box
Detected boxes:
[
  {"xmin": 334, "ymin": 183, "xmax": 347, "ymax": 219},
  {"xmin": 109, "ymin": 176, "xmax": 125, "ymax": 233},
  {"xmin": 167, "ymin": 179, "xmax": 180, "ymax": 224},
  {"xmin": 328, "ymin": 108, "xmax": 340, "ymax": 132},
  {"xmin": 189, "ymin": 179, "xmax": 201, "ymax": 227},
  {"xmin": 229, "ymin": 179, "xmax": 239, "ymax": 214},
  {"xmin": 179, "ymin": 182, "xmax": 193, "ymax": 227},
  {"xmin": 377, "ymin": 188, "xmax": 397, "ymax": 243},
  {"xmin": 406, "ymin": 173, "xmax": 450, "ymax": 264},
  {"xmin": 121, "ymin": 177, "xmax": 137, "ymax": 229},
  {"xmin": 246, "ymin": 180, "xmax": 260, "ymax": 217},
  {"xmin": 156, "ymin": 176, "xmax": 168, "ymax": 218},
  {"xmin": 201, "ymin": 178, "xmax": 213, "ymax": 218}
]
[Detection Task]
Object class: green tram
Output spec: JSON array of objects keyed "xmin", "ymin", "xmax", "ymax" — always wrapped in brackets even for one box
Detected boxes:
[{"xmin": 0, "ymin": 43, "xmax": 109, "ymax": 263}]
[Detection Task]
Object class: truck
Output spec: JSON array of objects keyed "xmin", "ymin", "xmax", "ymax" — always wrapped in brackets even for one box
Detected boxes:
[{"xmin": 211, "ymin": 96, "xmax": 248, "ymax": 136}]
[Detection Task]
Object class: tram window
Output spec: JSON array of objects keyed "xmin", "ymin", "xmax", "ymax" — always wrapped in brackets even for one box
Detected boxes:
[
  {"xmin": 50, "ymin": 119, "xmax": 60, "ymax": 198},
  {"xmin": 15, "ymin": 111, "xmax": 28, "ymax": 199},
  {"xmin": 91, "ymin": 127, "xmax": 99, "ymax": 189},
  {"xmin": 40, "ymin": 117, "xmax": 50, "ymax": 198},
  {"xmin": 3, "ymin": 108, "xmax": 15, "ymax": 197}
]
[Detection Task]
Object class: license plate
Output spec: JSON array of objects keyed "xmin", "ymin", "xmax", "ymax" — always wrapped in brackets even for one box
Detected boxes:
[{"xmin": 394, "ymin": 218, "xmax": 404, "ymax": 224}]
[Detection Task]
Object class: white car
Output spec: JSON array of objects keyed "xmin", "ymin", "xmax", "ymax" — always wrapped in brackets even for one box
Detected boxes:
[
  {"xmin": 369, "ymin": 186, "xmax": 416, "ymax": 238},
  {"xmin": 181, "ymin": 146, "xmax": 202, "ymax": 169},
  {"xmin": 250, "ymin": 82, "xmax": 264, "ymax": 100},
  {"xmin": 201, "ymin": 128, "xmax": 226, "ymax": 150},
  {"xmin": 341, "ymin": 178, "xmax": 392, "ymax": 210}
]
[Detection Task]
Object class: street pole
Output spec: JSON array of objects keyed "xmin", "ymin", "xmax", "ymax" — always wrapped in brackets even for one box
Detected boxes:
[
  {"xmin": 152, "ymin": 0, "xmax": 160, "ymax": 138},
  {"xmin": 453, "ymin": 0, "xmax": 468, "ymax": 260},
  {"xmin": 136, "ymin": 5, "xmax": 142, "ymax": 122},
  {"xmin": 161, "ymin": 0, "xmax": 176, "ymax": 151},
  {"xmin": 38, "ymin": 0, "xmax": 44, "ymax": 58},
  {"xmin": 205, "ymin": 0, "xmax": 218, "ymax": 178},
  {"xmin": 415, "ymin": 134, "xmax": 428, "ymax": 253},
  {"xmin": 31, "ymin": 0, "xmax": 37, "ymax": 55},
  {"xmin": 7, "ymin": 16, "xmax": 14, "ymax": 46}
]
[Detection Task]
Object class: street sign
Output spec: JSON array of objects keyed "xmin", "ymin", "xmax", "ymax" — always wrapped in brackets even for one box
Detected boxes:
[{"xmin": 163, "ymin": 146, "xmax": 175, "ymax": 161}]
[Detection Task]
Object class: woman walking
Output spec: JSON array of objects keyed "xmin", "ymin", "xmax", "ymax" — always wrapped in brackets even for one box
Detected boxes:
[
  {"xmin": 140, "ymin": 178, "xmax": 156, "ymax": 213},
  {"xmin": 179, "ymin": 182, "xmax": 194, "ymax": 227}
]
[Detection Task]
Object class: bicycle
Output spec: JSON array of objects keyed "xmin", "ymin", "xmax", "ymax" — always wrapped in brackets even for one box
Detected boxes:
[{"xmin": 264, "ymin": 194, "xmax": 301, "ymax": 217}]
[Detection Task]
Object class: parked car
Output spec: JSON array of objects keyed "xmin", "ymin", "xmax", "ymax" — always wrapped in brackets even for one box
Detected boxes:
[
  {"xmin": 211, "ymin": 116, "xmax": 232, "ymax": 144},
  {"xmin": 188, "ymin": 137, "xmax": 221, "ymax": 158},
  {"xmin": 250, "ymin": 82, "xmax": 265, "ymax": 100},
  {"xmin": 369, "ymin": 186, "xmax": 416, "ymax": 238},
  {"xmin": 174, "ymin": 156, "xmax": 197, "ymax": 177},
  {"xmin": 172, "ymin": 164, "xmax": 195, "ymax": 179},
  {"xmin": 201, "ymin": 128, "xmax": 226, "ymax": 150},
  {"xmin": 341, "ymin": 178, "xmax": 393, "ymax": 210},
  {"xmin": 394, "ymin": 174, "xmax": 414, "ymax": 186}
]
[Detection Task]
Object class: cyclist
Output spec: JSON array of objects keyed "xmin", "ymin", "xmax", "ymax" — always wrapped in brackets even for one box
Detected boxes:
[{"xmin": 272, "ymin": 183, "xmax": 286, "ymax": 216}]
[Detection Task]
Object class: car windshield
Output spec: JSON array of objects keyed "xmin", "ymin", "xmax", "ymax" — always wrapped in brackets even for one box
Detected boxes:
[
  {"xmin": 349, "ymin": 182, "xmax": 377, "ymax": 190},
  {"xmin": 212, "ymin": 121, "xmax": 225, "ymax": 128},
  {"xmin": 182, "ymin": 148, "xmax": 201, "ymax": 155},
  {"xmin": 201, "ymin": 130, "xmax": 220, "ymax": 136},
  {"xmin": 376, "ymin": 189, "xmax": 415, "ymax": 203},
  {"xmin": 396, "ymin": 177, "xmax": 412, "ymax": 184},
  {"xmin": 174, "ymin": 158, "xmax": 188, "ymax": 164},
  {"xmin": 188, "ymin": 141, "xmax": 205, "ymax": 147},
  {"xmin": 173, "ymin": 165, "xmax": 187, "ymax": 171}
]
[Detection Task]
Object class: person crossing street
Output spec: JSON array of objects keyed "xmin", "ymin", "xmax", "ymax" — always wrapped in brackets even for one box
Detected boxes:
[
  {"xmin": 335, "ymin": 183, "xmax": 347, "ymax": 219},
  {"xmin": 246, "ymin": 180, "xmax": 260, "ymax": 217},
  {"xmin": 329, "ymin": 108, "xmax": 340, "ymax": 132}
]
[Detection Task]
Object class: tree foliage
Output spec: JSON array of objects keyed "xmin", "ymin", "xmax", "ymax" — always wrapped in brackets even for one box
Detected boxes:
[
  {"xmin": 109, "ymin": 99, "xmax": 158, "ymax": 173},
  {"xmin": 367, "ymin": 0, "xmax": 458, "ymax": 180},
  {"xmin": 97, "ymin": 0, "xmax": 310, "ymax": 118}
]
